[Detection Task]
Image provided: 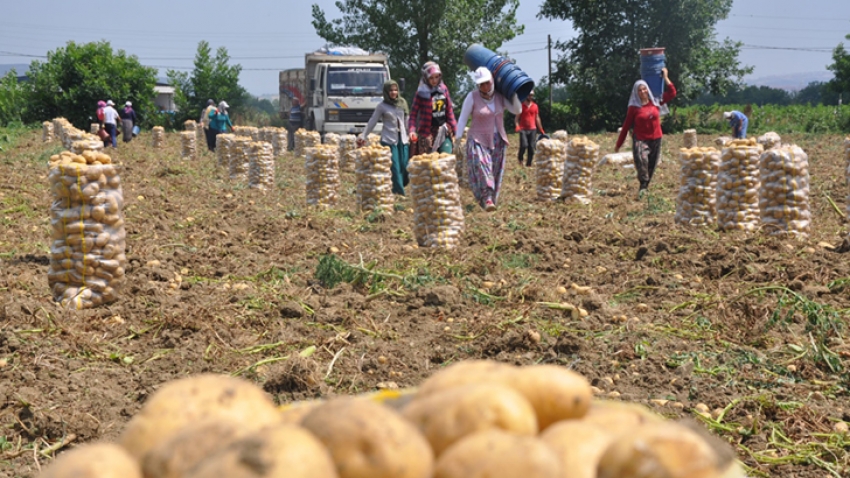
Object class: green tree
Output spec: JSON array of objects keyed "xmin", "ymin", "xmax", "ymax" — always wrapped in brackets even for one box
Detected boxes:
[
  {"xmin": 311, "ymin": 0, "xmax": 523, "ymax": 99},
  {"xmin": 0, "ymin": 69, "xmax": 29, "ymax": 126},
  {"xmin": 539, "ymin": 0, "xmax": 752, "ymax": 132},
  {"xmin": 794, "ymin": 81, "xmax": 840, "ymax": 106},
  {"xmin": 827, "ymin": 35, "xmax": 850, "ymax": 98},
  {"xmin": 167, "ymin": 41, "xmax": 248, "ymax": 125},
  {"xmin": 25, "ymin": 41, "xmax": 156, "ymax": 128}
]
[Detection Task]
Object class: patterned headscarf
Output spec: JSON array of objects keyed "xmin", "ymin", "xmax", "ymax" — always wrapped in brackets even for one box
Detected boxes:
[
  {"xmin": 416, "ymin": 61, "xmax": 445, "ymax": 99},
  {"xmin": 383, "ymin": 80, "xmax": 408, "ymax": 114}
]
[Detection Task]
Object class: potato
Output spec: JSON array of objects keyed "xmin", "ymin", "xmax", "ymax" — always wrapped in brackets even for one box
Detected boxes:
[
  {"xmin": 596, "ymin": 421, "xmax": 737, "ymax": 478},
  {"xmin": 278, "ymin": 400, "xmax": 322, "ymax": 425},
  {"xmin": 183, "ymin": 423, "xmax": 338, "ymax": 478},
  {"xmin": 141, "ymin": 418, "xmax": 254, "ymax": 478},
  {"xmin": 510, "ymin": 364, "xmax": 592, "ymax": 429},
  {"xmin": 434, "ymin": 430, "xmax": 562, "ymax": 478},
  {"xmin": 539, "ymin": 421, "xmax": 614, "ymax": 478},
  {"xmin": 582, "ymin": 399, "xmax": 663, "ymax": 436},
  {"xmin": 403, "ymin": 383, "xmax": 538, "ymax": 455},
  {"xmin": 300, "ymin": 397, "xmax": 433, "ymax": 478},
  {"xmin": 416, "ymin": 360, "xmax": 518, "ymax": 397},
  {"xmin": 119, "ymin": 374, "xmax": 281, "ymax": 461},
  {"xmin": 40, "ymin": 443, "xmax": 141, "ymax": 478}
]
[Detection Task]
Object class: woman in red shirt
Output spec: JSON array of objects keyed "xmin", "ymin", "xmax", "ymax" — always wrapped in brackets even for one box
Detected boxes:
[{"xmin": 615, "ymin": 67, "xmax": 676, "ymax": 196}]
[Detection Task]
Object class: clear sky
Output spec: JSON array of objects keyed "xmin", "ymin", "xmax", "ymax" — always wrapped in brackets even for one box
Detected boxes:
[{"xmin": 1, "ymin": 0, "xmax": 848, "ymax": 95}]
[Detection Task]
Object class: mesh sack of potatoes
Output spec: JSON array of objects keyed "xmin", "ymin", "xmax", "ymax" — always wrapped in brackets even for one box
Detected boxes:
[
  {"xmin": 535, "ymin": 139, "xmax": 566, "ymax": 201},
  {"xmin": 683, "ymin": 129, "xmax": 698, "ymax": 148},
  {"xmin": 42, "ymin": 121, "xmax": 54, "ymax": 142},
  {"xmin": 245, "ymin": 126, "xmax": 260, "ymax": 142},
  {"xmin": 551, "ymin": 129, "xmax": 569, "ymax": 142},
  {"xmin": 229, "ymin": 137, "xmax": 252, "ymax": 182},
  {"xmin": 757, "ymin": 132, "xmax": 781, "ymax": 150},
  {"xmin": 408, "ymin": 153, "xmax": 465, "ymax": 249},
  {"xmin": 715, "ymin": 136, "xmax": 733, "ymax": 147},
  {"xmin": 759, "ymin": 145, "xmax": 811, "ymax": 238},
  {"xmin": 215, "ymin": 133, "xmax": 235, "ymax": 168},
  {"xmin": 305, "ymin": 145, "xmax": 341, "ymax": 207},
  {"xmin": 353, "ymin": 145, "xmax": 394, "ymax": 212},
  {"xmin": 90, "ymin": 123, "xmax": 100, "ymax": 134},
  {"xmin": 367, "ymin": 133, "xmax": 382, "ymax": 147},
  {"xmin": 47, "ymin": 150, "xmax": 126, "ymax": 309},
  {"xmin": 270, "ymin": 128, "xmax": 287, "ymax": 158},
  {"xmin": 295, "ymin": 129, "xmax": 321, "ymax": 158},
  {"xmin": 717, "ymin": 139, "xmax": 763, "ymax": 231},
  {"xmin": 151, "ymin": 126, "xmax": 165, "ymax": 149},
  {"xmin": 230, "ymin": 125, "xmax": 246, "ymax": 136},
  {"xmin": 453, "ymin": 136, "xmax": 469, "ymax": 189},
  {"xmin": 560, "ymin": 136, "xmax": 599, "ymax": 204},
  {"xmin": 71, "ymin": 136, "xmax": 105, "ymax": 155},
  {"xmin": 675, "ymin": 147, "xmax": 720, "ymax": 227},
  {"xmin": 180, "ymin": 131, "xmax": 197, "ymax": 160},
  {"xmin": 248, "ymin": 142, "xmax": 276, "ymax": 190},
  {"xmin": 324, "ymin": 132, "xmax": 343, "ymax": 165},
  {"xmin": 598, "ymin": 152, "xmax": 632, "ymax": 167},
  {"xmin": 195, "ymin": 123, "xmax": 205, "ymax": 149},
  {"xmin": 184, "ymin": 119, "xmax": 196, "ymax": 131},
  {"xmin": 339, "ymin": 134, "xmax": 358, "ymax": 172}
]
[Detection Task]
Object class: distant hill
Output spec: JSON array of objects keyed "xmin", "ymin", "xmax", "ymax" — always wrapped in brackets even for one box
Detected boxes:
[
  {"xmin": 0, "ymin": 63, "xmax": 30, "ymax": 77},
  {"xmin": 745, "ymin": 71, "xmax": 834, "ymax": 91}
]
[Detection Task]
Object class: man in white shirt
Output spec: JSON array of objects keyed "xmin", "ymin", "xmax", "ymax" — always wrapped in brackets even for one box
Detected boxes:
[{"xmin": 102, "ymin": 100, "xmax": 120, "ymax": 148}]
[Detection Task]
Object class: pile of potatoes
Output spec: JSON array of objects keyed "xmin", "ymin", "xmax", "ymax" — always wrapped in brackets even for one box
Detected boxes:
[
  {"xmin": 353, "ymin": 144, "xmax": 394, "ymax": 212},
  {"xmin": 90, "ymin": 123, "xmax": 100, "ymax": 134},
  {"xmin": 270, "ymin": 128, "xmax": 287, "ymax": 158},
  {"xmin": 717, "ymin": 139, "xmax": 763, "ymax": 231},
  {"xmin": 561, "ymin": 137, "xmax": 599, "ymax": 204},
  {"xmin": 551, "ymin": 129, "xmax": 569, "ymax": 143},
  {"xmin": 683, "ymin": 129, "xmax": 698, "ymax": 148},
  {"xmin": 408, "ymin": 153, "xmax": 464, "ymax": 249},
  {"xmin": 339, "ymin": 134, "xmax": 358, "ymax": 172},
  {"xmin": 229, "ymin": 137, "xmax": 252, "ymax": 182},
  {"xmin": 215, "ymin": 133, "xmax": 235, "ymax": 168},
  {"xmin": 183, "ymin": 119, "xmax": 196, "ymax": 132},
  {"xmin": 295, "ymin": 129, "xmax": 321, "ymax": 158},
  {"xmin": 47, "ymin": 150, "xmax": 126, "ymax": 309},
  {"xmin": 43, "ymin": 121, "xmax": 54, "ymax": 142},
  {"xmin": 305, "ymin": 145, "xmax": 341, "ymax": 207},
  {"xmin": 151, "ymin": 126, "xmax": 165, "ymax": 149},
  {"xmin": 675, "ymin": 147, "xmax": 720, "ymax": 227},
  {"xmin": 759, "ymin": 145, "xmax": 811, "ymax": 238},
  {"xmin": 248, "ymin": 142, "xmax": 275, "ymax": 190},
  {"xmin": 71, "ymin": 136, "xmax": 105, "ymax": 155},
  {"xmin": 534, "ymin": 139, "xmax": 566, "ymax": 201},
  {"xmin": 180, "ymin": 131, "xmax": 197, "ymax": 160},
  {"xmin": 38, "ymin": 361, "xmax": 745, "ymax": 478},
  {"xmin": 452, "ymin": 136, "xmax": 468, "ymax": 189},
  {"xmin": 757, "ymin": 132, "xmax": 781, "ymax": 150}
]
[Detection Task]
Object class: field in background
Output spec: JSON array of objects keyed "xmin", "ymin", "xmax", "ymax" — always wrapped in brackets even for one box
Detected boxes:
[{"xmin": 0, "ymin": 127, "xmax": 848, "ymax": 477}]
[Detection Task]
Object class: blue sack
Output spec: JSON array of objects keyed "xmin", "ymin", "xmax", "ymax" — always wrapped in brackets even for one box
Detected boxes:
[{"xmin": 132, "ymin": 125, "xmax": 140, "ymax": 136}]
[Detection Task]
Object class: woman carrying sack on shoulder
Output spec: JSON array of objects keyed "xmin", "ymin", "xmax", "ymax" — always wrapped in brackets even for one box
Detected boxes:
[
  {"xmin": 454, "ymin": 67, "xmax": 522, "ymax": 212},
  {"xmin": 358, "ymin": 80, "xmax": 410, "ymax": 195},
  {"xmin": 408, "ymin": 61, "xmax": 457, "ymax": 156},
  {"xmin": 614, "ymin": 67, "xmax": 676, "ymax": 198}
]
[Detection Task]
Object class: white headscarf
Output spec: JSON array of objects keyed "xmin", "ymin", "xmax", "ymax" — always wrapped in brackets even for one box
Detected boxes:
[{"xmin": 628, "ymin": 80, "xmax": 668, "ymax": 116}]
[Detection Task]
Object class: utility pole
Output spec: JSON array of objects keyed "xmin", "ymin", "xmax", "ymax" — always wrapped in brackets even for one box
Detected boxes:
[{"xmin": 548, "ymin": 35, "xmax": 553, "ymax": 110}]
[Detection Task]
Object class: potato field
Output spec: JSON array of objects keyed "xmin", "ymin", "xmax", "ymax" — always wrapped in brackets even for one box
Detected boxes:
[{"xmin": 0, "ymin": 126, "xmax": 848, "ymax": 477}]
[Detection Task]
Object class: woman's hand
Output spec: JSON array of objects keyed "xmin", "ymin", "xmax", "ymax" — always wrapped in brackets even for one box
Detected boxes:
[
  {"xmin": 661, "ymin": 67, "xmax": 672, "ymax": 85},
  {"xmin": 410, "ymin": 132, "xmax": 418, "ymax": 143}
]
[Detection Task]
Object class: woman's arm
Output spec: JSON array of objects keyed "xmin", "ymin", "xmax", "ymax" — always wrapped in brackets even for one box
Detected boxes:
[
  {"xmin": 445, "ymin": 87, "xmax": 458, "ymax": 136},
  {"xmin": 454, "ymin": 94, "xmax": 474, "ymax": 139},
  {"xmin": 660, "ymin": 68, "xmax": 677, "ymax": 105},
  {"xmin": 614, "ymin": 107, "xmax": 637, "ymax": 152},
  {"xmin": 360, "ymin": 104, "xmax": 383, "ymax": 140}
]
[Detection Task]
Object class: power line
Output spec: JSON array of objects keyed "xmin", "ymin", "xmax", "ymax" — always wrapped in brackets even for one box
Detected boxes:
[{"xmin": 741, "ymin": 44, "xmax": 834, "ymax": 52}]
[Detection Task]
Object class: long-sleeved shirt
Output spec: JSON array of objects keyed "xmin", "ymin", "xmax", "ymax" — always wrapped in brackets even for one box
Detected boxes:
[
  {"xmin": 615, "ymin": 82, "xmax": 677, "ymax": 151},
  {"xmin": 199, "ymin": 105, "xmax": 216, "ymax": 128},
  {"xmin": 208, "ymin": 109, "xmax": 233, "ymax": 132},
  {"xmin": 455, "ymin": 91, "xmax": 522, "ymax": 137},
  {"xmin": 102, "ymin": 106, "xmax": 120, "ymax": 125},
  {"xmin": 408, "ymin": 85, "xmax": 457, "ymax": 137},
  {"xmin": 361, "ymin": 102, "xmax": 408, "ymax": 146},
  {"xmin": 122, "ymin": 108, "xmax": 137, "ymax": 124}
]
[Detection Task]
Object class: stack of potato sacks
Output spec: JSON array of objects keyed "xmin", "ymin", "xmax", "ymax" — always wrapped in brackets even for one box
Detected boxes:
[
  {"xmin": 195, "ymin": 123, "xmax": 205, "ymax": 150},
  {"xmin": 339, "ymin": 134, "xmax": 358, "ymax": 172},
  {"xmin": 675, "ymin": 147, "xmax": 720, "ymax": 226},
  {"xmin": 683, "ymin": 129, "xmax": 698, "ymax": 148},
  {"xmin": 184, "ymin": 119, "xmax": 196, "ymax": 132},
  {"xmin": 151, "ymin": 126, "xmax": 165, "ymax": 149},
  {"xmin": 42, "ymin": 121, "xmax": 54, "ymax": 142},
  {"xmin": 295, "ymin": 129, "xmax": 321, "ymax": 158},
  {"xmin": 408, "ymin": 153, "xmax": 464, "ymax": 249},
  {"xmin": 71, "ymin": 134, "xmax": 105, "ymax": 155},
  {"xmin": 757, "ymin": 132, "xmax": 781, "ymax": 150},
  {"xmin": 180, "ymin": 131, "xmax": 197, "ymax": 160},
  {"xmin": 90, "ymin": 123, "xmax": 100, "ymax": 135},
  {"xmin": 270, "ymin": 128, "xmax": 287, "ymax": 158},
  {"xmin": 215, "ymin": 134, "xmax": 235, "ymax": 168},
  {"xmin": 759, "ymin": 145, "xmax": 810, "ymax": 238},
  {"xmin": 717, "ymin": 139, "xmax": 763, "ymax": 231},
  {"xmin": 52, "ymin": 118, "xmax": 69, "ymax": 146},
  {"xmin": 551, "ymin": 130, "xmax": 568, "ymax": 143},
  {"xmin": 561, "ymin": 137, "xmax": 599, "ymax": 204},
  {"xmin": 305, "ymin": 144, "xmax": 341, "ymax": 207},
  {"xmin": 354, "ymin": 145, "xmax": 394, "ymax": 211},
  {"xmin": 534, "ymin": 138, "xmax": 566, "ymax": 201},
  {"xmin": 230, "ymin": 137, "xmax": 251, "ymax": 182},
  {"xmin": 37, "ymin": 360, "xmax": 745, "ymax": 478},
  {"xmin": 248, "ymin": 142, "xmax": 275, "ymax": 190},
  {"xmin": 47, "ymin": 150, "xmax": 126, "ymax": 309}
]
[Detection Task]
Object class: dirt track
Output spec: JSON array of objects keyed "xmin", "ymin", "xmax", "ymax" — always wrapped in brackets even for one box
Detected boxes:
[{"xmin": 1, "ymin": 129, "xmax": 848, "ymax": 477}]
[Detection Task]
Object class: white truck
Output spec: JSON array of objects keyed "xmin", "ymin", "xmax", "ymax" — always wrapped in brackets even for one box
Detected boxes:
[{"xmin": 279, "ymin": 48, "xmax": 392, "ymax": 135}]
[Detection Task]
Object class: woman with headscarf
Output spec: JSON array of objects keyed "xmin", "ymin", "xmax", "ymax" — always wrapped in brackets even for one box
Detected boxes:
[
  {"xmin": 208, "ymin": 101, "xmax": 234, "ymax": 150},
  {"xmin": 454, "ymin": 67, "xmax": 522, "ymax": 212},
  {"xmin": 408, "ymin": 61, "xmax": 457, "ymax": 157},
  {"xmin": 121, "ymin": 101, "xmax": 137, "ymax": 143},
  {"xmin": 359, "ymin": 80, "xmax": 410, "ymax": 195},
  {"xmin": 615, "ymin": 67, "xmax": 676, "ymax": 197}
]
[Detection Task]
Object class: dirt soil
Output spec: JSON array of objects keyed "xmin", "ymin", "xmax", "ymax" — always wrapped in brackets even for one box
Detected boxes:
[{"xmin": 1, "ymin": 129, "xmax": 848, "ymax": 477}]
